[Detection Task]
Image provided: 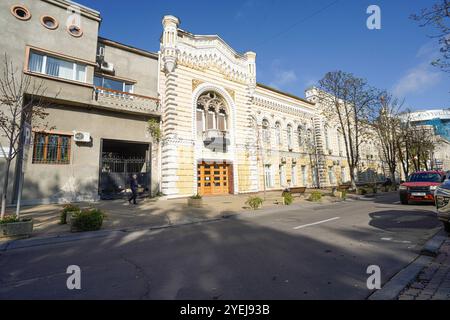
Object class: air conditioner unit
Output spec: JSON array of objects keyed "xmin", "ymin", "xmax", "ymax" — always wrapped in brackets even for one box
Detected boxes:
[
  {"xmin": 73, "ymin": 131, "xmax": 91, "ymax": 143},
  {"xmin": 100, "ymin": 61, "xmax": 115, "ymax": 74}
]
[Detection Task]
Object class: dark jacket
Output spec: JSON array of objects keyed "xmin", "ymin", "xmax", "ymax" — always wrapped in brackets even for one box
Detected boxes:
[{"xmin": 130, "ymin": 177, "xmax": 138, "ymax": 192}]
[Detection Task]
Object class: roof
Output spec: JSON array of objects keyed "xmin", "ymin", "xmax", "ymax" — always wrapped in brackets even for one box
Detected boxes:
[
  {"xmin": 98, "ymin": 37, "xmax": 158, "ymax": 59},
  {"xmin": 257, "ymin": 83, "xmax": 314, "ymax": 106}
]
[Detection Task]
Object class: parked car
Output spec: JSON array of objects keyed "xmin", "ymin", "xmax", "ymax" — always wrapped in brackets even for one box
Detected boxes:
[
  {"xmin": 399, "ymin": 171, "xmax": 446, "ymax": 205},
  {"xmin": 435, "ymin": 179, "xmax": 450, "ymax": 232}
]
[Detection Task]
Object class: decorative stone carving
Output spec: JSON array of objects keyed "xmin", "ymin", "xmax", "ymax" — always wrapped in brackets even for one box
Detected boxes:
[{"xmin": 192, "ymin": 79, "xmax": 203, "ymax": 92}]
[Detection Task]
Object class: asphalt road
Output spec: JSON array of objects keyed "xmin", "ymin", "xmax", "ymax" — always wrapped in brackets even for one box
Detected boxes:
[{"xmin": 0, "ymin": 193, "xmax": 442, "ymax": 300}]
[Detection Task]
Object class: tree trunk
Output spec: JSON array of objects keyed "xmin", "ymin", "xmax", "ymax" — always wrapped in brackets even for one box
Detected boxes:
[
  {"xmin": 1, "ymin": 158, "xmax": 12, "ymax": 219},
  {"xmin": 349, "ymin": 166, "xmax": 357, "ymax": 190}
]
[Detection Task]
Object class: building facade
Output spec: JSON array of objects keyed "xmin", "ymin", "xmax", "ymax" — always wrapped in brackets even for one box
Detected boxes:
[
  {"xmin": 407, "ymin": 109, "xmax": 450, "ymax": 171},
  {"xmin": 0, "ymin": 0, "xmax": 160, "ymax": 205},
  {"xmin": 0, "ymin": 1, "xmax": 387, "ymax": 205}
]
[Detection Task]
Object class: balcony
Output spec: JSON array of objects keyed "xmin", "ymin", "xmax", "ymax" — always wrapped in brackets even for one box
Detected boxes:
[
  {"xmin": 93, "ymin": 87, "xmax": 160, "ymax": 115},
  {"xmin": 203, "ymin": 129, "xmax": 230, "ymax": 152}
]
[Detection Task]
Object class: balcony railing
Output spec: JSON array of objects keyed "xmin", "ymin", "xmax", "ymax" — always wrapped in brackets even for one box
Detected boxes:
[{"xmin": 93, "ymin": 87, "xmax": 160, "ymax": 115}]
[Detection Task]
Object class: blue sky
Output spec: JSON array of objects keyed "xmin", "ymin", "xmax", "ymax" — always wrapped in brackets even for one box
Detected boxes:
[{"xmin": 79, "ymin": 0, "xmax": 449, "ymax": 110}]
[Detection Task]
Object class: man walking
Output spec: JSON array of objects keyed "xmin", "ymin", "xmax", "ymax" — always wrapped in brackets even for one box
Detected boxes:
[{"xmin": 128, "ymin": 174, "xmax": 139, "ymax": 205}]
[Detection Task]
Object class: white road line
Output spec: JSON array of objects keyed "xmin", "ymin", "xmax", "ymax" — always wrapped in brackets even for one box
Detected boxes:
[{"xmin": 293, "ymin": 217, "xmax": 341, "ymax": 230}]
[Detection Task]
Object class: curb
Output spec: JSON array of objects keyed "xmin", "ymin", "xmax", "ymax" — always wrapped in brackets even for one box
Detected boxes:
[{"xmin": 368, "ymin": 229, "xmax": 445, "ymax": 300}]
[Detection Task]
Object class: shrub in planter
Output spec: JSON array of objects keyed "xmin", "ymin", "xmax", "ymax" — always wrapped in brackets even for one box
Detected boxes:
[
  {"xmin": 308, "ymin": 191, "xmax": 322, "ymax": 202},
  {"xmin": 282, "ymin": 192, "xmax": 293, "ymax": 205},
  {"xmin": 188, "ymin": 194, "xmax": 203, "ymax": 208},
  {"xmin": 70, "ymin": 208, "xmax": 105, "ymax": 232},
  {"xmin": 60, "ymin": 204, "xmax": 80, "ymax": 225},
  {"xmin": 0, "ymin": 216, "xmax": 34, "ymax": 238},
  {"xmin": 246, "ymin": 196, "xmax": 264, "ymax": 210}
]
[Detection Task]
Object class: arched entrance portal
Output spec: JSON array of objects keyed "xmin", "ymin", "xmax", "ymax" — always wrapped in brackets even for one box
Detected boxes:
[{"xmin": 195, "ymin": 91, "xmax": 234, "ymax": 196}]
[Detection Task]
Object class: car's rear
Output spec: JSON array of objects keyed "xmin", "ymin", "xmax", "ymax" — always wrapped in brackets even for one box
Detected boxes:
[{"xmin": 399, "ymin": 171, "xmax": 444, "ymax": 205}]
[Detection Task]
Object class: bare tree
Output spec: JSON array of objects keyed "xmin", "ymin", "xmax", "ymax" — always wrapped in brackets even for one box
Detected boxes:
[
  {"xmin": 396, "ymin": 111, "xmax": 437, "ymax": 178},
  {"xmin": 371, "ymin": 93, "xmax": 404, "ymax": 184},
  {"xmin": 316, "ymin": 71, "xmax": 378, "ymax": 190},
  {"xmin": 0, "ymin": 54, "xmax": 53, "ymax": 218},
  {"xmin": 411, "ymin": 0, "xmax": 450, "ymax": 73}
]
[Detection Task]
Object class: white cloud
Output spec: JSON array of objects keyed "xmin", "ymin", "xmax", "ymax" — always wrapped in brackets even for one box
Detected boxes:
[
  {"xmin": 393, "ymin": 41, "xmax": 443, "ymax": 99},
  {"xmin": 268, "ymin": 60, "xmax": 298, "ymax": 89},
  {"xmin": 393, "ymin": 62, "xmax": 442, "ymax": 98}
]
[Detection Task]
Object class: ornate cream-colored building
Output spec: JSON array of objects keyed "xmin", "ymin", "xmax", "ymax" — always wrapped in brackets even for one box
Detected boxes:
[{"xmin": 158, "ymin": 16, "xmax": 386, "ymax": 198}]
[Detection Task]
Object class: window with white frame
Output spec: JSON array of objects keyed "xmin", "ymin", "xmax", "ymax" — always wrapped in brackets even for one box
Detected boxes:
[
  {"xmin": 291, "ymin": 164, "xmax": 297, "ymax": 186},
  {"xmin": 275, "ymin": 122, "xmax": 281, "ymax": 146},
  {"xmin": 328, "ymin": 166, "xmax": 335, "ymax": 185},
  {"xmin": 28, "ymin": 51, "xmax": 87, "ymax": 82},
  {"xmin": 264, "ymin": 164, "xmax": 273, "ymax": 188},
  {"xmin": 301, "ymin": 165, "xmax": 307, "ymax": 186},
  {"xmin": 279, "ymin": 164, "xmax": 286, "ymax": 187},
  {"xmin": 94, "ymin": 75, "xmax": 134, "ymax": 93},
  {"xmin": 287, "ymin": 125, "xmax": 293, "ymax": 150},
  {"xmin": 196, "ymin": 91, "xmax": 228, "ymax": 134}
]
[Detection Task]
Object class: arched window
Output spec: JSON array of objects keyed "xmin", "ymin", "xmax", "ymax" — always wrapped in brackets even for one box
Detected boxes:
[
  {"xmin": 297, "ymin": 125, "xmax": 304, "ymax": 147},
  {"xmin": 196, "ymin": 91, "xmax": 228, "ymax": 137},
  {"xmin": 262, "ymin": 119, "xmax": 270, "ymax": 145},
  {"xmin": 306, "ymin": 129, "xmax": 313, "ymax": 148},
  {"xmin": 287, "ymin": 124, "xmax": 293, "ymax": 149},
  {"xmin": 275, "ymin": 122, "xmax": 281, "ymax": 146}
]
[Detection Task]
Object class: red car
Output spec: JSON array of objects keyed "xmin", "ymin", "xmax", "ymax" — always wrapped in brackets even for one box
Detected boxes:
[{"xmin": 399, "ymin": 171, "xmax": 446, "ymax": 205}]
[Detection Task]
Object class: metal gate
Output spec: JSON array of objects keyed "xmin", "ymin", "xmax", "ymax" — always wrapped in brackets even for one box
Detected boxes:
[{"xmin": 99, "ymin": 153, "xmax": 151, "ymax": 199}]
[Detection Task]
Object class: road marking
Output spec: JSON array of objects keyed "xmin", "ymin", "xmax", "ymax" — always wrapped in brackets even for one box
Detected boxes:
[
  {"xmin": 293, "ymin": 217, "xmax": 340, "ymax": 230},
  {"xmin": 381, "ymin": 237, "xmax": 412, "ymax": 244}
]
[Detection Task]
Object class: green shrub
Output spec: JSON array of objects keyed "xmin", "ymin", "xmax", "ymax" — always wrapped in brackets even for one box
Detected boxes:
[
  {"xmin": 341, "ymin": 190, "xmax": 347, "ymax": 199},
  {"xmin": 308, "ymin": 191, "xmax": 322, "ymax": 202},
  {"xmin": 0, "ymin": 216, "xmax": 20, "ymax": 224},
  {"xmin": 60, "ymin": 204, "xmax": 80, "ymax": 225},
  {"xmin": 191, "ymin": 194, "xmax": 202, "ymax": 200},
  {"xmin": 283, "ymin": 192, "xmax": 293, "ymax": 205},
  {"xmin": 71, "ymin": 208, "xmax": 105, "ymax": 232},
  {"xmin": 246, "ymin": 196, "xmax": 264, "ymax": 210}
]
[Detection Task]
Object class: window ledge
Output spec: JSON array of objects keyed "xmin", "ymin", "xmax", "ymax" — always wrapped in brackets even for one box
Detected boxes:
[{"xmin": 24, "ymin": 71, "xmax": 94, "ymax": 89}]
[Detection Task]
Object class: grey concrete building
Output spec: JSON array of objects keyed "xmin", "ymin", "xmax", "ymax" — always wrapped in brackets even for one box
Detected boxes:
[{"xmin": 0, "ymin": 0, "xmax": 161, "ymax": 205}]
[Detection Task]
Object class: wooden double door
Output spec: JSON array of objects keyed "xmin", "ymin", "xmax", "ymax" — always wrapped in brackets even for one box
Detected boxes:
[{"xmin": 197, "ymin": 162, "xmax": 233, "ymax": 195}]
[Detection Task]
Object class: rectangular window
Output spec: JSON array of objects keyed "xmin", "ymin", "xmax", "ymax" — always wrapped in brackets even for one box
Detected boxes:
[
  {"xmin": 301, "ymin": 165, "xmax": 307, "ymax": 186},
  {"xmin": 279, "ymin": 165, "xmax": 286, "ymax": 187},
  {"xmin": 264, "ymin": 165, "xmax": 273, "ymax": 188},
  {"xmin": 28, "ymin": 51, "xmax": 87, "ymax": 83},
  {"xmin": 291, "ymin": 165, "xmax": 297, "ymax": 186},
  {"xmin": 328, "ymin": 167, "xmax": 335, "ymax": 185},
  {"xmin": 196, "ymin": 109, "xmax": 204, "ymax": 137},
  {"xmin": 33, "ymin": 133, "xmax": 71, "ymax": 164},
  {"xmin": 207, "ymin": 111, "xmax": 215, "ymax": 130},
  {"xmin": 94, "ymin": 75, "xmax": 134, "ymax": 93},
  {"xmin": 218, "ymin": 114, "xmax": 226, "ymax": 131}
]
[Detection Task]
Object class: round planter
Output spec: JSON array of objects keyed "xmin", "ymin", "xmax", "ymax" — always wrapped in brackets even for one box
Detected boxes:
[
  {"xmin": 188, "ymin": 198, "xmax": 203, "ymax": 208},
  {"xmin": 0, "ymin": 219, "xmax": 34, "ymax": 239}
]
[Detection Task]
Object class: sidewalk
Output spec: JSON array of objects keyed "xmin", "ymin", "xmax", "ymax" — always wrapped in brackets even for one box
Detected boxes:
[
  {"xmin": 1, "ymin": 189, "xmax": 347, "ymax": 250},
  {"xmin": 397, "ymin": 237, "xmax": 450, "ymax": 300}
]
